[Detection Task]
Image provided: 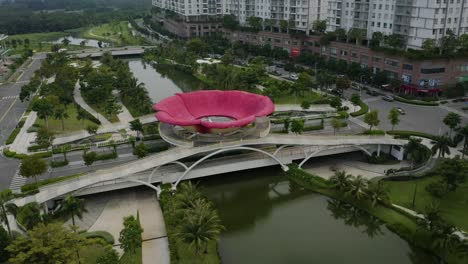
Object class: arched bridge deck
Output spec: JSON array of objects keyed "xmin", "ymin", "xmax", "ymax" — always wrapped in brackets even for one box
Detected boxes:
[{"xmin": 12, "ymin": 135, "xmax": 406, "ymax": 206}]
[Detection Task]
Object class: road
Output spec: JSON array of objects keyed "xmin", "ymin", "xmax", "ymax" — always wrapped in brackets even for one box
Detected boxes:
[{"xmin": 0, "ymin": 54, "xmax": 45, "ymax": 190}]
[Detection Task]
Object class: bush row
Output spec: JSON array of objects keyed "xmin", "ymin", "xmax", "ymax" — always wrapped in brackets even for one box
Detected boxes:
[
  {"xmin": 5, "ymin": 128, "xmax": 21, "ymax": 145},
  {"xmin": 50, "ymin": 160, "xmax": 69, "ymax": 168},
  {"xmin": 350, "ymin": 100, "xmax": 369, "ymax": 117},
  {"xmin": 27, "ymin": 144, "xmax": 49, "ymax": 152},
  {"xmin": 387, "ymin": 130, "xmax": 438, "ymax": 141},
  {"xmin": 20, "ymin": 173, "xmax": 83, "ymax": 194},
  {"xmin": 394, "ymin": 96, "xmax": 439, "ymax": 106},
  {"xmin": 3, "ymin": 148, "xmax": 52, "ymax": 159},
  {"xmin": 303, "ymin": 119, "xmax": 324, "ymax": 131},
  {"xmin": 80, "ymin": 231, "xmax": 115, "ymax": 245}
]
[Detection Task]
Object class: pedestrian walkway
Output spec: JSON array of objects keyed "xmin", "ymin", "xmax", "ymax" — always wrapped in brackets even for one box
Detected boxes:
[
  {"xmin": 73, "ymin": 82, "xmax": 112, "ymax": 126},
  {"xmin": 439, "ymin": 104, "xmax": 468, "ymax": 119},
  {"xmin": 86, "ymin": 189, "xmax": 170, "ymax": 263},
  {"xmin": 9, "ymin": 169, "xmax": 27, "ymax": 193},
  {"xmin": 9, "ymin": 111, "xmax": 37, "ymax": 154},
  {"xmin": 116, "ymin": 100, "xmax": 134, "ymax": 124}
]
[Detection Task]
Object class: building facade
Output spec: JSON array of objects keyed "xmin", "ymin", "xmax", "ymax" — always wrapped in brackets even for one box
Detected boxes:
[{"xmin": 223, "ymin": 29, "xmax": 468, "ymax": 87}]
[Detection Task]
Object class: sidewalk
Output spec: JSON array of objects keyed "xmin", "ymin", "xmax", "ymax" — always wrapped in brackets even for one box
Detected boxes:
[
  {"xmin": 74, "ymin": 82, "xmax": 112, "ymax": 126},
  {"xmin": 9, "ymin": 112, "xmax": 37, "ymax": 153}
]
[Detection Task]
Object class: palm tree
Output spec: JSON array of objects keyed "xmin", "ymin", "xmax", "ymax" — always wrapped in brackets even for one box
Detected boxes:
[
  {"xmin": 59, "ymin": 195, "xmax": 88, "ymax": 227},
  {"xmin": 346, "ymin": 175, "xmax": 368, "ymax": 201},
  {"xmin": 404, "ymin": 137, "xmax": 427, "ymax": 168},
  {"xmin": 329, "ymin": 170, "xmax": 352, "ymax": 191},
  {"xmin": 54, "ymin": 105, "xmax": 70, "ymax": 131},
  {"xmin": 177, "ymin": 199, "xmax": 224, "ymax": 254},
  {"xmin": 174, "ymin": 182, "xmax": 203, "ymax": 211},
  {"xmin": 0, "ymin": 190, "xmax": 14, "ymax": 237},
  {"xmin": 431, "ymin": 136, "xmax": 451, "ymax": 158},
  {"xmin": 366, "ymin": 182, "xmax": 390, "ymax": 207}
]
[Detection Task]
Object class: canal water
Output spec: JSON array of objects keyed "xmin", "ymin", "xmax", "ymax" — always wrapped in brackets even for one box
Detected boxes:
[
  {"xmin": 50, "ymin": 36, "xmax": 110, "ymax": 48},
  {"xmin": 127, "ymin": 59, "xmax": 206, "ymax": 103},
  {"xmin": 200, "ymin": 167, "xmax": 438, "ymax": 264}
]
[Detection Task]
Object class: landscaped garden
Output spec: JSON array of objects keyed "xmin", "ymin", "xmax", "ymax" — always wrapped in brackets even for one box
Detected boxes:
[{"xmin": 80, "ymin": 21, "xmax": 146, "ymax": 46}]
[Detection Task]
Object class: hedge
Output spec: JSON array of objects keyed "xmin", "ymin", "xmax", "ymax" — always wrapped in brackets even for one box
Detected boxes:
[
  {"xmin": 303, "ymin": 119, "xmax": 324, "ymax": 131},
  {"xmin": 350, "ymin": 100, "xmax": 369, "ymax": 117},
  {"xmin": 148, "ymin": 144, "xmax": 169, "ymax": 154},
  {"xmin": 50, "ymin": 160, "xmax": 69, "ymax": 168},
  {"xmin": 27, "ymin": 144, "xmax": 49, "ymax": 152},
  {"xmin": 20, "ymin": 173, "xmax": 83, "ymax": 194},
  {"xmin": 80, "ymin": 231, "xmax": 115, "ymax": 245},
  {"xmin": 5, "ymin": 128, "xmax": 21, "ymax": 145},
  {"xmin": 362, "ymin": 129, "xmax": 386, "ymax": 135},
  {"xmin": 3, "ymin": 149, "xmax": 52, "ymax": 159},
  {"xmin": 387, "ymin": 130, "xmax": 438, "ymax": 141},
  {"xmin": 75, "ymin": 103, "xmax": 101, "ymax": 125},
  {"xmin": 394, "ymin": 96, "xmax": 439, "ymax": 106}
]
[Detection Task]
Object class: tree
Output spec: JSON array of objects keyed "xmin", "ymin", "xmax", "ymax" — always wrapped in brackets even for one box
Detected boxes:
[
  {"xmin": 186, "ymin": 38, "xmax": 208, "ymax": 56},
  {"xmin": 0, "ymin": 226, "xmax": 10, "ymax": 262},
  {"xmin": 290, "ymin": 119, "xmax": 305, "ymax": 134},
  {"xmin": 329, "ymin": 170, "xmax": 352, "ymax": 190},
  {"xmin": 133, "ymin": 143, "xmax": 149, "ymax": 158},
  {"xmin": 422, "ymin": 39, "xmax": 436, "ymax": 53},
  {"xmin": 335, "ymin": 28, "xmax": 347, "ymax": 42},
  {"xmin": 312, "ymin": 20, "xmax": 327, "ymax": 33},
  {"xmin": 443, "ymin": 112, "xmax": 461, "ymax": 138},
  {"xmin": 384, "ymin": 34, "xmax": 404, "ymax": 48},
  {"xmin": 247, "ymin": 16, "xmax": 263, "ymax": 31},
  {"xmin": 279, "ymin": 20, "xmax": 289, "ymax": 32},
  {"xmin": 301, "ymin": 100, "xmax": 311, "ymax": 110},
  {"xmin": 6, "ymin": 222, "xmax": 86, "ymax": 264},
  {"xmin": 61, "ymin": 38, "xmax": 70, "ymax": 47},
  {"xmin": 283, "ymin": 118, "xmax": 291, "ymax": 133},
  {"xmin": 364, "ymin": 110, "xmax": 380, "ymax": 131},
  {"xmin": 83, "ymin": 151, "xmax": 97, "ymax": 166},
  {"xmin": 366, "ymin": 182, "xmax": 390, "ymax": 207},
  {"xmin": 221, "ymin": 49, "xmax": 234, "ymax": 65},
  {"xmin": 32, "ymin": 98, "xmax": 54, "ymax": 128},
  {"xmin": 348, "ymin": 28, "xmax": 365, "ymax": 45},
  {"xmin": 36, "ymin": 126, "xmax": 54, "ymax": 148},
  {"xmin": 370, "ymin": 32, "xmax": 384, "ymax": 47},
  {"xmin": 387, "ymin": 108, "xmax": 400, "ymax": 131},
  {"xmin": 19, "ymin": 156, "xmax": 48, "ymax": 184},
  {"xmin": 17, "ymin": 202, "xmax": 42, "ymax": 230},
  {"xmin": 86, "ymin": 124, "xmax": 98, "ymax": 135},
  {"xmin": 438, "ymin": 158, "xmax": 467, "ymax": 191},
  {"xmin": 104, "ymin": 97, "xmax": 122, "ymax": 120},
  {"xmin": 177, "ymin": 199, "xmax": 224, "ymax": 254},
  {"xmin": 404, "ymin": 137, "xmax": 429, "ymax": 168},
  {"xmin": 119, "ymin": 215, "xmax": 143, "ymax": 254},
  {"xmin": 96, "ymin": 246, "xmax": 119, "ymax": 264},
  {"xmin": 346, "ymin": 175, "xmax": 368, "ymax": 201},
  {"xmin": 129, "ymin": 119, "xmax": 144, "ymax": 139},
  {"xmin": 350, "ymin": 93, "xmax": 361, "ymax": 112},
  {"xmin": 431, "ymin": 136, "xmax": 451, "ymax": 158},
  {"xmin": 331, "ymin": 118, "xmax": 343, "ymax": 135},
  {"xmin": 458, "ymin": 124, "xmax": 468, "ymax": 158},
  {"xmin": 329, "ymin": 96, "xmax": 342, "ymax": 109},
  {"xmin": 98, "ymin": 41, "xmax": 103, "ymax": 48},
  {"xmin": 439, "ymin": 30, "xmax": 458, "ymax": 55},
  {"xmin": 0, "ymin": 190, "xmax": 14, "ymax": 238},
  {"xmin": 79, "ymin": 40, "xmax": 87, "ymax": 48},
  {"xmin": 53, "ymin": 105, "xmax": 69, "ymax": 131},
  {"xmin": 59, "ymin": 195, "xmax": 87, "ymax": 227},
  {"xmin": 76, "ymin": 107, "xmax": 88, "ymax": 128},
  {"xmin": 336, "ymin": 76, "xmax": 351, "ymax": 90}
]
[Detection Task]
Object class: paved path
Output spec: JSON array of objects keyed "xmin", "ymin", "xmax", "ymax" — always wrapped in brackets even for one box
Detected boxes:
[
  {"xmin": 439, "ymin": 104, "xmax": 468, "ymax": 119},
  {"xmin": 275, "ymin": 104, "xmax": 335, "ymax": 112},
  {"xmin": 9, "ymin": 111, "xmax": 37, "ymax": 154},
  {"xmin": 86, "ymin": 189, "xmax": 169, "ymax": 262},
  {"xmin": 116, "ymin": 100, "xmax": 134, "ymax": 123},
  {"xmin": 74, "ymin": 82, "xmax": 112, "ymax": 126}
]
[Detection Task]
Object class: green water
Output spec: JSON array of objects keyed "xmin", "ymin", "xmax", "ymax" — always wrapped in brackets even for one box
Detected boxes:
[
  {"xmin": 128, "ymin": 60, "xmax": 206, "ymax": 103},
  {"xmin": 200, "ymin": 167, "xmax": 439, "ymax": 264}
]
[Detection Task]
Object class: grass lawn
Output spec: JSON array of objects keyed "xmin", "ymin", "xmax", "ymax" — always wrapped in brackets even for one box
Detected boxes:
[
  {"xmin": 382, "ymin": 176, "xmax": 468, "ymax": 232},
  {"xmin": 88, "ymin": 102, "xmax": 120, "ymax": 123},
  {"xmin": 119, "ymin": 247, "xmax": 142, "ymax": 264},
  {"xmin": 80, "ymin": 21, "xmax": 145, "ymax": 46},
  {"xmin": 175, "ymin": 240, "xmax": 219, "ymax": 264},
  {"xmin": 272, "ymin": 91, "xmax": 322, "ymax": 104},
  {"xmin": 35, "ymin": 104, "xmax": 99, "ymax": 134},
  {"xmin": 4, "ymin": 32, "xmax": 84, "ymax": 54}
]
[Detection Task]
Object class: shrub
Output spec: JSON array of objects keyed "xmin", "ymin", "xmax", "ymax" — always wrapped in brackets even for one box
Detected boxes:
[
  {"xmin": 147, "ymin": 144, "xmax": 169, "ymax": 154},
  {"xmin": 27, "ymin": 144, "xmax": 49, "ymax": 152},
  {"xmin": 387, "ymin": 130, "xmax": 438, "ymax": 141},
  {"xmin": 20, "ymin": 173, "xmax": 83, "ymax": 194},
  {"xmin": 362, "ymin": 129, "xmax": 386, "ymax": 135},
  {"xmin": 20, "ymin": 183, "xmax": 39, "ymax": 194},
  {"xmin": 142, "ymin": 134, "xmax": 162, "ymax": 141},
  {"xmin": 50, "ymin": 160, "xmax": 69, "ymax": 168},
  {"xmin": 2, "ymin": 149, "xmax": 51, "ymax": 159},
  {"xmin": 350, "ymin": 100, "xmax": 369, "ymax": 117},
  {"xmin": 5, "ymin": 128, "xmax": 21, "ymax": 145},
  {"xmin": 394, "ymin": 96, "xmax": 439, "ymax": 106},
  {"xmin": 81, "ymin": 231, "xmax": 115, "ymax": 245},
  {"xmin": 300, "ymin": 100, "xmax": 311, "ymax": 109},
  {"xmin": 425, "ymin": 181, "xmax": 446, "ymax": 198}
]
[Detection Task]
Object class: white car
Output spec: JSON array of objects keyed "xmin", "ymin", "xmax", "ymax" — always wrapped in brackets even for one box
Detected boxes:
[{"xmin": 289, "ymin": 73, "xmax": 298, "ymax": 80}]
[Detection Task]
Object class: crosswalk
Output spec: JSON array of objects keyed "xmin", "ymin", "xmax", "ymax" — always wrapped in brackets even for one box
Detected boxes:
[
  {"xmin": 9, "ymin": 169, "xmax": 27, "ymax": 194},
  {"xmin": 0, "ymin": 95, "xmax": 19, "ymax": 100}
]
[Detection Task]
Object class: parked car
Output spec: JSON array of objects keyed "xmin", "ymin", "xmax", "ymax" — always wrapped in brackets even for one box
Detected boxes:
[
  {"xmin": 382, "ymin": 95, "xmax": 394, "ymax": 102},
  {"xmin": 396, "ymin": 107, "xmax": 406, "ymax": 115},
  {"xmin": 366, "ymin": 90, "xmax": 378, "ymax": 96},
  {"xmin": 289, "ymin": 73, "xmax": 298, "ymax": 80}
]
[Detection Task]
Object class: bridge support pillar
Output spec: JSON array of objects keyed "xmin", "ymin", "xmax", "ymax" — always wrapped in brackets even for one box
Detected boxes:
[{"xmin": 377, "ymin": 144, "xmax": 381, "ymax": 157}]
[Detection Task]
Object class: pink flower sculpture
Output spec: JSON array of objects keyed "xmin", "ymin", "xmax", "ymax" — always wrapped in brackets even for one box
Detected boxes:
[{"xmin": 153, "ymin": 90, "xmax": 274, "ymax": 133}]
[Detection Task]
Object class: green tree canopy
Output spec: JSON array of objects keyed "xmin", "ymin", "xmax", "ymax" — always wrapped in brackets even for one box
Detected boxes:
[
  {"xmin": 119, "ymin": 215, "xmax": 143, "ymax": 254},
  {"xmin": 387, "ymin": 108, "xmax": 400, "ymax": 131},
  {"xmin": 364, "ymin": 110, "xmax": 380, "ymax": 131},
  {"xmin": 19, "ymin": 156, "xmax": 48, "ymax": 184}
]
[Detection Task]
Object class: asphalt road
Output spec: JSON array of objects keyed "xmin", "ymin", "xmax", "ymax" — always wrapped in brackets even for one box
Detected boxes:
[{"xmin": 0, "ymin": 54, "xmax": 44, "ymax": 190}]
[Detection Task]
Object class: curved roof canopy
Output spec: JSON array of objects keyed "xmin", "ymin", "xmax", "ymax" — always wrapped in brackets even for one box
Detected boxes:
[{"xmin": 153, "ymin": 90, "xmax": 274, "ymax": 130}]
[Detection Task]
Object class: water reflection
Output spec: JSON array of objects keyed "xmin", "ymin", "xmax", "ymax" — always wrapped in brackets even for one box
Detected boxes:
[
  {"xmin": 50, "ymin": 36, "xmax": 110, "ymax": 48},
  {"xmin": 199, "ymin": 167, "xmax": 439, "ymax": 264}
]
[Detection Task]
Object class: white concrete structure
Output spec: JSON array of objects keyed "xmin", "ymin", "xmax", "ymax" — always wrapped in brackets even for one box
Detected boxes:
[
  {"xmin": 152, "ymin": 0, "xmax": 223, "ymax": 17},
  {"xmin": 326, "ymin": 0, "xmax": 468, "ymax": 49},
  {"xmin": 11, "ymin": 134, "xmax": 406, "ymax": 207}
]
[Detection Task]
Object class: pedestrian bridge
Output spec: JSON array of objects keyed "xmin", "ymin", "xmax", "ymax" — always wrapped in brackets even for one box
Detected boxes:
[
  {"xmin": 68, "ymin": 46, "xmax": 155, "ymax": 59},
  {"xmin": 12, "ymin": 134, "xmax": 406, "ymax": 206}
]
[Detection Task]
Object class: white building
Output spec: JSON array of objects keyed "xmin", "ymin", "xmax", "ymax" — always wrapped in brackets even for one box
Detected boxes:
[
  {"xmin": 152, "ymin": 0, "xmax": 223, "ymax": 19},
  {"xmin": 326, "ymin": 0, "xmax": 468, "ymax": 49}
]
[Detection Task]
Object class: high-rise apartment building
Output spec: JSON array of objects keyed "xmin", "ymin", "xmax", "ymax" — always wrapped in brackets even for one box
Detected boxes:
[{"xmin": 326, "ymin": 0, "xmax": 468, "ymax": 49}]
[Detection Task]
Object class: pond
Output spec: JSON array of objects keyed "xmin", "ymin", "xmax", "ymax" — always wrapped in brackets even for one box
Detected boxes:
[
  {"xmin": 200, "ymin": 167, "xmax": 439, "ymax": 264},
  {"xmin": 128, "ymin": 59, "xmax": 207, "ymax": 103},
  {"xmin": 50, "ymin": 36, "xmax": 110, "ymax": 48}
]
